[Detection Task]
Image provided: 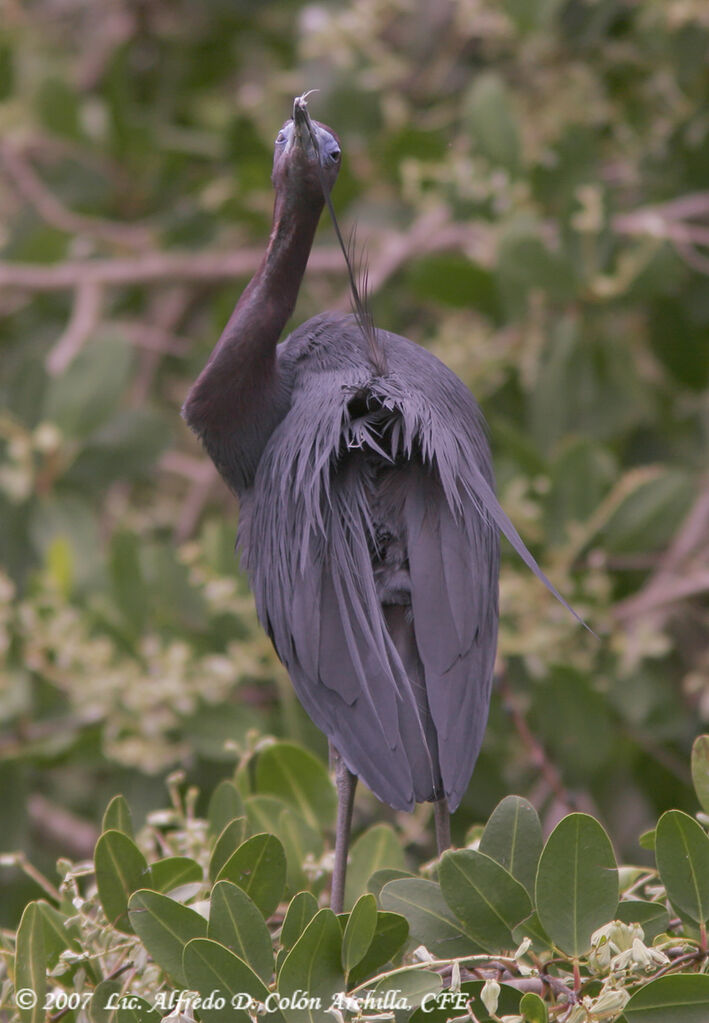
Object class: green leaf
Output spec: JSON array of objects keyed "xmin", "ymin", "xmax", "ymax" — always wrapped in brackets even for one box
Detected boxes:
[
  {"xmin": 370, "ymin": 967, "xmax": 442, "ymax": 1011},
  {"xmin": 15, "ymin": 901, "xmax": 45, "ymax": 1023},
  {"xmin": 342, "ymin": 893, "xmax": 377, "ymax": 974},
  {"xmin": 90, "ymin": 978, "xmax": 123, "ymax": 1023},
  {"xmin": 504, "ymin": 0, "xmax": 563, "ymax": 33},
  {"xmin": 655, "ymin": 810, "xmax": 709, "ymax": 924},
  {"xmin": 208, "ymin": 780, "xmax": 245, "ymax": 837},
  {"xmin": 254, "ymin": 742, "xmax": 336, "ymax": 829},
  {"xmin": 43, "ymin": 335, "xmax": 133, "ymax": 438},
  {"xmin": 624, "ymin": 974, "xmax": 709, "ymax": 1023},
  {"xmin": 497, "ymin": 226, "xmax": 576, "ymax": 317},
  {"xmin": 116, "ymin": 996, "xmax": 162, "ymax": 1023},
  {"xmin": 108, "ymin": 532, "xmax": 148, "ymax": 638},
  {"xmin": 520, "ymin": 990, "xmax": 548, "ymax": 1023},
  {"xmin": 245, "ymin": 795, "xmax": 290, "ymax": 836},
  {"xmin": 639, "ymin": 829, "xmax": 656, "ymax": 851},
  {"xmin": 479, "ymin": 795, "xmax": 543, "ymax": 898},
  {"xmin": 512, "ymin": 911, "xmax": 554, "ymax": 954},
  {"xmin": 344, "ymin": 824, "xmax": 406, "ymax": 911},
  {"xmin": 691, "ymin": 735, "xmax": 709, "ymax": 815},
  {"xmin": 465, "ymin": 72, "xmax": 520, "ymax": 172},
  {"xmin": 347, "ymin": 911, "xmax": 409, "ymax": 989},
  {"xmin": 150, "ymin": 856, "xmax": 203, "ymax": 894},
  {"xmin": 209, "ymin": 817, "xmax": 248, "ymax": 883},
  {"xmin": 281, "ymin": 891, "xmax": 320, "ymax": 950},
  {"xmin": 128, "ymin": 889, "xmax": 207, "ymax": 986},
  {"xmin": 183, "ymin": 937, "xmax": 277, "ymax": 1023},
  {"xmin": 114, "ymin": 999, "xmax": 161, "ymax": 1023},
  {"xmin": 277, "ymin": 909, "xmax": 344, "ymax": 1023},
  {"xmin": 102, "ymin": 795, "xmax": 133, "ymax": 838},
  {"xmin": 208, "ymin": 880, "xmax": 274, "ymax": 983},
  {"xmin": 380, "ymin": 878, "xmax": 479, "ymax": 956},
  {"xmin": 439, "ymin": 849, "xmax": 532, "ymax": 952},
  {"xmin": 367, "ymin": 868, "xmax": 414, "ymax": 898},
  {"xmin": 279, "ymin": 808, "xmax": 323, "ymax": 890},
  {"xmin": 535, "ymin": 813, "xmax": 618, "ymax": 956},
  {"xmin": 216, "ymin": 833, "xmax": 286, "ymax": 918},
  {"xmin": 95, "ymin": 830, "xmax": 150, "ymax": 933},
  {"xmin": 36, "ymin": 900, "xmax": 81, "ymax": 968}
]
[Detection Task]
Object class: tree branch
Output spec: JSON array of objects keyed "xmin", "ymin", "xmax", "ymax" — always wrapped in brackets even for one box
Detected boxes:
[{"xmin": 0, "ymin": 141, "xmax": 152, "ymax": 249}]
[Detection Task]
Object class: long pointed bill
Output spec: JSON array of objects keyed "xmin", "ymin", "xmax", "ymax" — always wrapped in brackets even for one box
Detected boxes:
[
  {"xmin": 293, "ymin": 93, "xmax": 318, "ymax": 157},
  {"xmin": 291, "ymin": 93, "xmax": 387, "ymax": 375}
]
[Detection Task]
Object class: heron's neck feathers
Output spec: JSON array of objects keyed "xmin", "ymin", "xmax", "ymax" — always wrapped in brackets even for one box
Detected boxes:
[{"xmin": 182, "ymin": 189, "xmax": 323, "ymax": 437}]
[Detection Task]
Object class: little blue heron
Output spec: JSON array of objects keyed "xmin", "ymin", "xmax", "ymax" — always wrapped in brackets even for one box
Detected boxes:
[{"xmin": 183, "ymin": 95, "xmax": 575, "ymax": 911}]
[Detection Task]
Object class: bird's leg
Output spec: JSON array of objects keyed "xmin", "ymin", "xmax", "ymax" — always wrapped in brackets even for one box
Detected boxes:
[
  {"xmin": 434, "ymin": 797, "xmax": 451, "ymax": 855},
  {"xmin": 330, "ymin": 743, "xmax": 357, "ymax": 914}
]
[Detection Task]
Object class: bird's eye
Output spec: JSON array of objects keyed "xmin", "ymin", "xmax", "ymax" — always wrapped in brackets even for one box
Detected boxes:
[
  {"xmin": 329, "ymin": 147, "xmax": 341, "ymax": 163},
  {"xmin": 275, "ymin": 132, "xmax": 287, "ymax": 145}
]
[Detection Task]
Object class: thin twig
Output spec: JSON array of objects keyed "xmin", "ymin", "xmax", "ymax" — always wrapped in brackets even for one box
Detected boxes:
[
  {"xmin": 0, "ymin": 247, "xmax": 338, "ymax": 290},
  {"xmin": 45, "ymin": 280, "xmax": 102, "ymax": 374},
  {"xmin": 614, "ymin": 479, "xmax": 709, "ymax": 625},
  {"xmin": 0, "ymin": 141, "xmax": 152, "ymax": 249}
]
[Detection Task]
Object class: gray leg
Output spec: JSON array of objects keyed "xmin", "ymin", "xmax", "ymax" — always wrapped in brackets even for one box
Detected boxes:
[
  {"xmin": 434, "ymin": 797, "xmax": 451, "ymax": 855},
  {"xmin": 330, "ymin": 744, "xmax": 357, "ymax": 914}
]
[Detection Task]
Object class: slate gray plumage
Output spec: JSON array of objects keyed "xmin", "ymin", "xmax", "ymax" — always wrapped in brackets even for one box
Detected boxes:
[{"xmin": 183, "ymin": 96, "xmax": 577, "ymax": 909}]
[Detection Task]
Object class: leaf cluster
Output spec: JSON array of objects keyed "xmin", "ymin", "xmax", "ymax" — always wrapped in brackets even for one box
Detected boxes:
[{"xmin": 4, "ymin": 737, "xmax": 709, "ymax": 1022}]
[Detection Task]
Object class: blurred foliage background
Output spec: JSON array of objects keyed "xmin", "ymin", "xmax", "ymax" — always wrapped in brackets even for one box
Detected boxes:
[{"xmin": 1, "ymin": 0, "xmax": 708, "ymax": 928}]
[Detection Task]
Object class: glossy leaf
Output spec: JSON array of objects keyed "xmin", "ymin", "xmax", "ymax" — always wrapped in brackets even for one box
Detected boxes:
[
  {"xmin": 36, "ymin": 899, "xmax": 81, "ymax": 967},
  {"xmin": 116, "ymin": 997, "xmax": 162, "ymax": 1023},
  {"xmin": 95, "ymin": 830, "xmax": 150, "ymax": 933},
  {"xmin": 254, "ymin": 742, "xmax": 336, "ymax": 830},
  {"xmin": 15, "ymin": 901, "xmax": 45, "ymax": 1023},
  {"xmin": 209, "ymin": 817, "xmax": 248, "ymax": 882},
  {"xmin": 277, "ymin": 909, "xmax": 344, "ymax": 1023},
  {"xmin": 655, "ymin": 810, "xmax": 709, "ymax": 924},
  {"xmin": 208, "ymin": 779, "xmax": 245, "ymax": 837},
  {"xmin": 691, "ymin": 735, "xmax": 709, "ymax": 815},
  {"xmin": 512, "ymin": 911, "xmax": 554, "ymax": 954},
  {"xmin": 520, "ymin": 991, "xmax": 548, "ymax": 1023},
  {"xmin": 439, "ymin": 849, "xmax": 532, "ymax": 952},
  {"xmin": 380, "ymin": 878, "xmax": 479, "ymax": 956},
  {"xmin": 342, "ymin": 893, "xmax": 377, "ymax": 973},
  {"xmin": 102, "ymin": 794, "xmax": 133, "ymax": 838},
  {"xmin": 90, "ymin": 979, "xmax": 123, "ymax": 1023},
  {"xmin": 479, "ymin": 795, "xmax": 543, "ymax": 897},
  {"xmin": 624, "ymin": 974, "xmax": 709, "ymax": 1023},
  {"xmin": 208, "ymin": 880, "xmax": 274, "ymax": 983},
  {"xmin": 183, "ymin": 937, "xmax": 275, "ymax": 1023},
  {"xmin": 347, "ymin": 910, "xmax": 409, "ymax": 988},
  {"xmin": 151, "ymin": 856, "xmax": 202, "ymax": 894},
  {"xmin": 367, "ymin": 868, "xmax": 414, "ymax": 898},
  {"xmin": 215, "ymin": 833, "xmax": 286, "ymax": 918},
  {"xmin": 245, "ymin": 795, "xmax": 290, "ymax": 837},
  {"xmin": 281, "ymin": 891, "xmax": 319, "ymax": 950},
  {"xmin": 535, "ymin": 813, "xmax": 618, "ymax": 956},
  {"xmin": 279, "ymin": 807, "xmax": 323, "ymax": 890},
  {"xmin": 128, "ymin": 889, "xmax": 207, "ymax": 986},
  {"xmin": 344, "ymin": 824, "xmax": 406, "ymax": 911}
]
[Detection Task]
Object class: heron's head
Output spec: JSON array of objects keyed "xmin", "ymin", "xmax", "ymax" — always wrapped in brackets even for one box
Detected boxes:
[{"xmin": 272, "ymin": 94, "xmax": 341, "ymax": 204}]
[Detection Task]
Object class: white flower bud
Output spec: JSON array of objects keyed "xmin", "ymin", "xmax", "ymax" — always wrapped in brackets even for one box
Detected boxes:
[{"xmin": 481, "ymin": 978, "xmax": 500, "ymax": 1016}]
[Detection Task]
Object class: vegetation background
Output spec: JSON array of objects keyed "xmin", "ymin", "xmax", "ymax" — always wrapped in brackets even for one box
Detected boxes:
[{"xmin": 1, "ymin": 0, "xmax": 708, "ymax": 933}]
